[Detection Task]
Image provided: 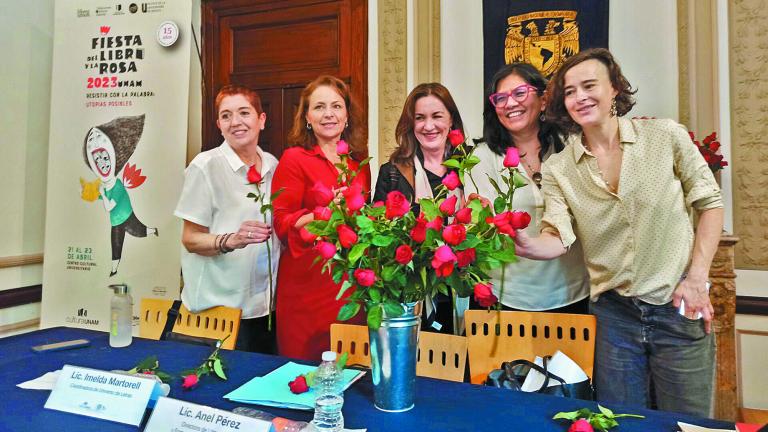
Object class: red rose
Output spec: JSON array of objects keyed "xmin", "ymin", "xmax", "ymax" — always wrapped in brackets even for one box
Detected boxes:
[
  {"xmin": 315, "ymin": 241, "xmax": 337, "ymax": 259},
  {"xmin": 442, "ymin": 171, "xmax": 461, "ymax": 191},
  {"xmin": 431, "ymin": 245, "xmax": 457, "ymax": 277},
  {"xmin": 473, "ymin": 282, "xmax": 498, "ymax": 308},
  {"xmin": 336, "ymin": 224, "xmax": 358, "ymax": 248},
  {"xmin": 492, "ymin": 212, "xmax": 516, "ymax": 236},
  {"xmin": 336, "ymin": 139, "xmax": 349, "ymax": 155},
  {"xmin": 313, "ymin": 206, "xmax": 332, "ymax": 221},
  {"xmin": 503, "ymin": 146, "xmax": 520, "ymax": 168},
  {"xmin": 426, "ymin": 216, "xmax": 443, "ymax": 232},
  {"xmin": 288, "ymin": 375, "xmax": 310, "ymax": 394},
  {"xmin": 372, "ymin": 200, "xmax": 385, "ymax": 207},
  {"xmin": 343, "ymin": 184, "xmax": 366, "ymax": 213},
  {"xmin": 439, "ymin": 195, "xmax": 458, "ymax": 216},
  {"xmin": 182, "ymin": 374, "xmax": 199, "ymax": 390},
  {"xmin": 394, "ymin": 245, "xmax": 413, "ymax": 264},
  {"xmin": 299, "ymin": 227, "xmax": 317, "ymax": 243},
  {"xmin": 385, "ymin": 190, "xmax": 410, "ymax": 219},
  {"xmin": 448, "ymin": 129, "xmax": 464, "ymax": 147},
  {"xmin": 456, "ymin": 248, "xmax": 476, "ymax": 267},
  {"xmin": 508, "ymin": 211, "xmax": 531, "ymax": 230},
  {"xmin": 311, "ymin": 182, "xmax": 335, "ymax": 207},
  {"xmin": 568, "ymin": 419, "xmax": 594, "ymax": 432},
  {"xmin": 410, "ymin": 214, "xmax": 427, "ymax": 243},
  {"xmin": 455, "ymin": 207, "xmax": 472, "ymax": 224},
  {"xmin": 247, "ymin": 165, "xmax": 262, "ymax": 184},
  {"xmin": 709, "ymin": 140, "xmax": 721, "ymax": 152},
  {"xmin": 442, "ymin": 224, "xmax": 466, "ymax": 245},
  {"xmin": 354, "ymin": 268, "xmax": 377, "ymax": 287}
]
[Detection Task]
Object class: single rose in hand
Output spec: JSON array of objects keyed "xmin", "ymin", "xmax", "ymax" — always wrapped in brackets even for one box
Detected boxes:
[
  {"xmin": 385, "ymin": 190, "xmax": 410, "ymax": 219},
  {"xmin": 474, "ymin": 282, "xmax": 498, "ymax": 308},
  {"xmin": 568, "ymin": 419, "xmax": 594, "ymax": 432},
  {"xmin": 247, "ymin": 165, "xmax": 262, "ymax": 184},
  {"xmin": 288, "ymin": 375, "xmax": 310, "ymax": 394},
  {"xmin": 448, "ymin": 129, "xmax": 464, "ymax": 147},
  {"xmin": 336, "ymin": 139, "xmax": 349, "ymax": 156},
  {"xmin": 354, "ymin": 268, "xmax": 377, "ymax": 287},
  {"xmin": 503, "ymin": 146, "xmax": 520, "ymax": 168},
  {"xmin": 394, "ymin": 245, "xmax": 414, "ymax": 265},
  {"xmin": 311, "ymin": 182, "xmax": 335, "ymax": 207},
  {"xmin": 442, "ymin": 171, "xmax": 461, "ymax": 190},
  {"xmin": 336, "ymin": 224, "xmax": 358, "ymax": 248},
  {"xmin": 182, "ymin": 374, "xmax": 199, "ymax": 390}
]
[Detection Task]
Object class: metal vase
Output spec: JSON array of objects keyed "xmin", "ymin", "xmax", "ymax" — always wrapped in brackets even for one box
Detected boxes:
[{"xmin": 368, "ymin": 303, "xmax": 420, "ymax": 412}]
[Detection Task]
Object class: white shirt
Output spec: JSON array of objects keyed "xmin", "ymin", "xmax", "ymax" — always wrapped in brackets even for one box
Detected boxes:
[
  {"xmin": 174, "ymin": 141, "xmax": 281, "ymax": 319},
  {"xmin": 466, "ymin": 142, "xmax": 589, "ymax": 310}
]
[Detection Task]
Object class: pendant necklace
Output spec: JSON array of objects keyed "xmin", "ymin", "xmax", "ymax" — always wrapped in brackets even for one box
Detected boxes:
[{"xmin": 521, "ymin": 153, "xmax": 542, "ymax": 188}]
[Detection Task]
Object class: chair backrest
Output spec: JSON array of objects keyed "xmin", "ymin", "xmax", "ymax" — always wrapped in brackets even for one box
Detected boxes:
[
  {"xmin": 330, "ymin": 323, "xmax": 468, "ymax": 382},
  {"xmin": 465, "ymin": 310, "xmax": 596, "ymax": 384},
  {"xmin": 138, "ymin": 298, "xmax": 241, "ymax": 350},
  {"xmin": 330, "ymin": 323, "xmax": 371, "ymax": 367},
  {"xmin": 416, "ymin": 331, "xmax": 467, "ymax": 382}
]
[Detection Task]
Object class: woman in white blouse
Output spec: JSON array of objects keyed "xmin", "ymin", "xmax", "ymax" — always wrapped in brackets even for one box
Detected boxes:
[{"xmin": 466, "ymin": 63, "xmax": 589, "ymax": 313}]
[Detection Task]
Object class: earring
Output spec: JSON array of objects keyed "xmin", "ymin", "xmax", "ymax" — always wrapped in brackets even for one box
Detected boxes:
[
  {"xmin": 345, "ymin": 121, "xmax": 349, "ymax": 129},
  {"xmin": 610, "ymin": 99, "xmax": 617, "ymax": 117},
  {"xmin": 539, "ymin": 112, "xmax": 546, "ymax": 122},
  {"xmin": 306, "ymin": 122, "xmax": 312, "ymax": 130}
]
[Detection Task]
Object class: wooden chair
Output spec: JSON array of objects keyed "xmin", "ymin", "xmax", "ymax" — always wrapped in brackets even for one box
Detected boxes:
[
  {"xmin": 138, "ymin": 298, "xmax": 241, "ymax": 350},
  {"xmin": 465, "ymin": 310, "xmax": 596, "ymax": 385},
  {"xmin": 330, "ymin": 323, "xmax": 468, "ymax": 382}
]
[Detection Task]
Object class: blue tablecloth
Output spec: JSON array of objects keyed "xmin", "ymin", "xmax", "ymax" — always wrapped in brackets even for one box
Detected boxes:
[{"xmin": 0, "ymin": 327, "xmax": 734, "ymax": 431}]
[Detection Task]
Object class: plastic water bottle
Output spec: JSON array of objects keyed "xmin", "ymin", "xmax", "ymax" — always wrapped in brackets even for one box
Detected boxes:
[
  {"xmin": 108, "ymin": 283, "xmax": 132, "ymax": 347},
  {"xmin": 311, "ymin": 351, "xmax": 344, "ymax": 432},
  {"xmin": 231, "ymin": 408, "xmax": 316, "ymax": 431}
]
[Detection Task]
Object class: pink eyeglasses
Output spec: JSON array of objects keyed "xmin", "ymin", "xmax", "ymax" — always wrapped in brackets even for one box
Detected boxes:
[{"xmin": 488, "ymin": 84, "xmax": 539, "ymax": 108}]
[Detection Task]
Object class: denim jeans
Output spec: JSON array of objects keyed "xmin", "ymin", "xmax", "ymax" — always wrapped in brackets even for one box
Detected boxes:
[{"xmin": 590, "ymin": 290, "xmax": 715, "ymax": 417}]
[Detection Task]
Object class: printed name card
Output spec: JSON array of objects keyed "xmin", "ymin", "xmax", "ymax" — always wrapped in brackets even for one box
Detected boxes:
[
  {"xmin": 145, "ymin": 397, "xmax": 271, "ymax": 432},
  {"xmin": 44, "ymin": 364, "xmax": 157, "ymax": 426}
]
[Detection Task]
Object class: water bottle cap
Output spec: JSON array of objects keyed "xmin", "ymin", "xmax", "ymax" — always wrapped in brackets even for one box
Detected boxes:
[
  {"xmin": 321, "ymin": 351, "xmax": 337, "ymax": 362},
  {"xmin": 108, "ymin": 284, "xmax": 129, "ymax": 294}
]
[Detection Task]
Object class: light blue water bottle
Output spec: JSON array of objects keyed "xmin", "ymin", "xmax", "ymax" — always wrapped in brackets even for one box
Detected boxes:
[{"xmin": 311, "ymin": 351, "xmax": 344, "ymax": 432}]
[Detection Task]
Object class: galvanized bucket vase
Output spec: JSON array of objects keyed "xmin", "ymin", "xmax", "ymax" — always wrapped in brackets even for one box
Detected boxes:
[{"xmin": 368, "ymin": 303, "xmax": 420, "ymax": 412}]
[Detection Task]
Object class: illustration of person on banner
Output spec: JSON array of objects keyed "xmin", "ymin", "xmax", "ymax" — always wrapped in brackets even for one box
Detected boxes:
[
  {"xmin": 79, "ymin": 114, "xmax": 158, "ymax": 277},
  {"xmin": 482, "ymin": 0, "xmax": 609, "ymax": 85}
]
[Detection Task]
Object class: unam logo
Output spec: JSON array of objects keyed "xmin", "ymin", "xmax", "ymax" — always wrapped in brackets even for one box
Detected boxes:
[
  {"xmin": 129, "ymin": 3, "xmax": 138, "ymax": 13},
  {"xmin": 77, "ymin": 308, "xmax": 88, "ymax": 317}
]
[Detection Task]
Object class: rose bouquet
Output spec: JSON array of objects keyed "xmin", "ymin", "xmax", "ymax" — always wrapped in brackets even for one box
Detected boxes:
[
  {"xmin": 689, "ymin": 131, "xmax": 728, "ymax": 172},
  {"xmin": 306, "ymin": 135, "xmax": 531, "ymax": 329}
]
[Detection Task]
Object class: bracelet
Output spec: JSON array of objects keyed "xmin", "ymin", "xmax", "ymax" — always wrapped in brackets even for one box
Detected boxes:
[
  {"xmin": 219, "ymin": 233, "xmax": 235, "ymax": 254},
  {"xmin": 213, "ymin": 234, "xmax": 221, "ymax": 254}
]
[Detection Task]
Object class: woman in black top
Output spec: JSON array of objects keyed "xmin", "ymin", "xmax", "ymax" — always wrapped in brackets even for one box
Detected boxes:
[{"xmin": 373, "ymin": 82, "xmax": 467, "ymax": 334}]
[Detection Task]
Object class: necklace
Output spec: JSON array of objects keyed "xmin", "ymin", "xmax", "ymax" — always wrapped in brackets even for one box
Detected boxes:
[{"xmin": 520, "ymin": 152, "xmax": 542, "ymax": 188}]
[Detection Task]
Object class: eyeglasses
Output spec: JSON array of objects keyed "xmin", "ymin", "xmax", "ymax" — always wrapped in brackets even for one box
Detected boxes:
[{"xmin": 488, "ymin": 84, "xmax": 539, "ymax": 108}]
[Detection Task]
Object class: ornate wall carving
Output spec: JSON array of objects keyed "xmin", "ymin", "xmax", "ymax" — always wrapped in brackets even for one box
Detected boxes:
[
  {"xmin": 730, "ymin": 0, "xmax": 768, "ymax": 269},
  {"xmin": 377, "ymin": 0, "xmax": 407, "ymax": 162}
]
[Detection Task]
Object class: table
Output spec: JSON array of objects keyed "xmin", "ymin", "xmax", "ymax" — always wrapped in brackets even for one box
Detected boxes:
[{"xmin": 1, "ymin": 327, "xmax": 735, "ymax": 431}]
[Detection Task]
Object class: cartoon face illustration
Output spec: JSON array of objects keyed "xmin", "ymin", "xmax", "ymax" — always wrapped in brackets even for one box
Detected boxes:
[{"xmin": 85, "ymin": 128, "xmax": 116, "ymax": 180}]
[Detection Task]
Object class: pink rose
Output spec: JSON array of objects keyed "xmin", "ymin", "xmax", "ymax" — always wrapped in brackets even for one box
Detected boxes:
[
  {"xmin": 299, "ymin": 227, "xmax": 317, "ymax": 244},
  {"xmin": 442, "ymin": 224, "xmax": 466, "ymax": 246},
  {"xmin": 354, "ymin": 268, "xmax": 376, "ymax": 287},
  {"xmin": 473, "ymin": 282, "xmax": 498, "ymax": 308},
  {"xmin": 394, "ymin": 245, "xmax": 413, "ymax": 265},
  {"xmin": 410, "ymin": 214, "xmax": 427, "ymax": 243},
  {"xmin": 247, "ymin": 165, "xmax": 262, "ymax": 184},
  {"xmin": 336, "ymin": 139, "xmax": 349, "ymax": 155},
  {"xmin": 442, "ymin": 171, "xmax": 461, "ymax": 191},
  {"xmin": 426, "ymin": 216, "xmax": 443, "ymax": 232},
  {"xmin": 315, "ymin": 241, "xmax": 337, "ymax": 259},
  {"xmin": 311, "ymin": 182, "xmax": 335, "ymax": 207},
  {"xmin": 448, "ymin": 129, "xmax": 464, "ymax": 147},
  {"xmin": 431, "ymin": 245, "xmax": 457, "ymax": 277},
  {"xmin": 313, "ymin": 206, "xmax": 332, "ymax": 221},
  {"xmin": 288, "ymin": 375, "xmax": 310, "ymax": 394},
  {"xmin": 336, "ymin": 224, "xmax": 358, "ymax": 248},
  {"xmin": 456, "ymin": 248, "xmax": 476, "ymax": 267},
  {"xmin": 503, "ymin": 146, "xmax": 520, "ymax": 168},
  {"xmin": 385, "ymin": 190, "xmax": 410, "ymax": 219},
  {"xmin": 568, "ymin": 419, "xmax": 594, "ymax": 432},
  {"xmin": 343, "ymin": 184, "xmax": 366, "ymax": 213},
  {"xmin": 372, "ymin": 200, "xmax": 385, "ymax": 207},
  {"xmin": 182, "ymin": 374, "xmax": 199, "ymax": 390},
  {"xmin": 439, "ymin": 195, "xmax": 458, "ymax": 216},
  {"xmin": 454, "ymin": 207, "xmax": 472, "ymax": 224}
]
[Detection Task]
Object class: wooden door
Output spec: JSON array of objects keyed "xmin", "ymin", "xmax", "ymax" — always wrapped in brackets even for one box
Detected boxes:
[{"xmin": 202, "ymin": 0, "xmax": 368, "ymax": 159}]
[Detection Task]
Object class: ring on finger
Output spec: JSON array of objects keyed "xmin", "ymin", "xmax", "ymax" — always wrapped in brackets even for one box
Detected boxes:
[{"xmin": 247, "ymin": 231, "xmax": 253, "ymax": 238}]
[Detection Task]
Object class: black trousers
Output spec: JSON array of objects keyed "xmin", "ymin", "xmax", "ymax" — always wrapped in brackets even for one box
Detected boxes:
[{"xmin": 235, "ymin": 315, "xmax": 277, "ymax": 354}]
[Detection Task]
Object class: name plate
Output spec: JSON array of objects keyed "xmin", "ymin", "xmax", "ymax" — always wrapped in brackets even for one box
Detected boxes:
[
  {"xmin": 145, "ymin": 397, "xmax": 271, "ymax": 432},
  {"xmin": 44, "ymin": 364, "xmax": 157, "ymax": 426}
]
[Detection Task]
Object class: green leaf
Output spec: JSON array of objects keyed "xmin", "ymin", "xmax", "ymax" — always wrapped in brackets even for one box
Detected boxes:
[
  {"xmin": 336, "ymin": 279, "xmax": 354, "ymax": 300},
  {"xmin": 493, "ymin": 196, "xmax": 507, "ymax": 214},
  {"xmin": 260, "ymin": 204, "xmax": 272, "ymax": 213},
  {"xmin": 383, "ymin": 301, "xmax": 405, "ymax": 318},
  {"xmin": 305, "ymin": 370, "xmax": 316, "ymax": 387},
  {"xmin": 155, "ymin": 371, "xmax": 173, "ymax": 383},
  {"xmin": 348, "ymin": 243, "xmax": 369, "ymax": 265},
  {"xmin": 331, "ymin": 265, "xmax": 345, "ymax": 283},
  {"xmin": 552, "ymin": 410, "xmax": 581, "ymax": 421},
  {"xmin": 336, "ymin": 352, "xmax": 349, "ymax": 370},
  {"xmin": 420, "ymin": 199, "xmax": 440, "ymax": 219},
  {"xmin": 597, "ymin": 405, "xmax": 614, "ymax": 418},
  {"xmin": 246, "ymin": 192, "xmax": 258, "ymax": 199},
  {"xmin": 512, "ymin": 170, "xmax": 528, "ymax": 188},
  {"xmin": 371, "ymin": 235, "xmax": 393, "ymax": 247},
  {"xmin": 134, "ymin": 355, "xmax": 158, "ymax": 371},
  {"xmin": 212, "ymin": 358, "xmax": 227, "ymax": 380},
  {"xmin": 381, "ymin": 265, "xmax": 397, "ymax": 282},
  {"xmin": 369, "ymin": 287, "xmax": 382, "ymax": 303},
  {"xmin": 367, "ymin": 305, "xmax": 383, "ymax": 329},
  {"xmin": 442, "ymin": 159, "xmax": 461, "ymax": 169},
  {"xmin": 359, "ymin": 157, "xmax": 373, "ymax": 168},
  {"xmin": 337, "ymin": 302, "xmax": 361, "ymax": 321},
  {"xmin": 487, "ymin": 175, "xmax": 504, "ymax": 196},
  {"xmin": 491, "ymin": 246, "xmax": 518, "ymax": 263},
  {"xmin": 467, "ymin": 198, "xmax": 484, "ymax": 214}
]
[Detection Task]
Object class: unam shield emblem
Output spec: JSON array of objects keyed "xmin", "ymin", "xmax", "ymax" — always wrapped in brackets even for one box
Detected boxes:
[
  {"xmin": 524, "ymin": 35, "xmax": 560, "ymax": 77},
  {"xmin": 504, "ymin": 10, "xmax": 579, "ymax": 78}
]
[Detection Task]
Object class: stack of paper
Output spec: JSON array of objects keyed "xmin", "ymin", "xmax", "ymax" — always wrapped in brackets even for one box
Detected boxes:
[{"xmin": 224, "ymin": 362, "xmax": 366, "ymax": 410}]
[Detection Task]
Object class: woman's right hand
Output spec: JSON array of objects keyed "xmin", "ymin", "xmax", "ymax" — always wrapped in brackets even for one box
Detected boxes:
[
  {"xmin": 230, "ymin": 220, "xmax": 272, "ymax": 249},
  {"xmin": 467, "ymin": 192, "xmax": 491, "ymax": 208}
]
